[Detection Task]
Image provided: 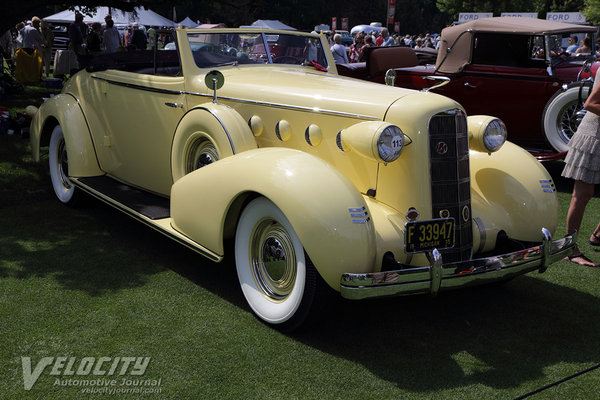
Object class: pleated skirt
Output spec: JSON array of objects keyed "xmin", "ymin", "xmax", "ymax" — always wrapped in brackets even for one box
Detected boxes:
[{"xmin": 562, "ymin": 111, "xmax": 600, "ymax": 184}]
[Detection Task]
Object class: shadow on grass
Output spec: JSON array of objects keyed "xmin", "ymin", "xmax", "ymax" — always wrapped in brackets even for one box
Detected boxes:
[
  {"xmin": 0, "ymin": 197, "xmax": 170, "ymax": 296},
  {"xmin": 3, "ymin": 135, "xmax": 599, "ymax": 393},
  {"xmin": 0, "ymin": 135, "xmax": 52, "ymax": 208},
  {"xmin": 290, "ymin": 276, "xmax": 600, "ymax": 393},
  {"xmin": 165, "ymin": 241, "xmax": 600, "ymax": 394}
]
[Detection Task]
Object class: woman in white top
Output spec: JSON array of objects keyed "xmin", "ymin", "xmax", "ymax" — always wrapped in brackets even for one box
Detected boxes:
[
  {"xmin": 330, "ymin": 33, "xmax": 349, "ymax": 64},
  {"xmin": 102, "ymin": 18, "xmax": 121, "ymax": 53}
]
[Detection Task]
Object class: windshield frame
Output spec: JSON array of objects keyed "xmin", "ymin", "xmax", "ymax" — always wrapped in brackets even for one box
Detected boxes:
[{"xmin": 178, "ymin": 28, "xmax": 331, "ymax": 71}]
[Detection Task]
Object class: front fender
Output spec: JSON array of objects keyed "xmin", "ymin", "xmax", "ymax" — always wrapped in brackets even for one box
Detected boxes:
[
  {"xmin": 30, "ymin": 94, "xmax": 102, "ymax": 177},
  {"xmin": 170, "ymin": 148, "xmax": 377, "ymax": 290},
  {"xmin": 470, "ymin": 141, "xmax": 558, "ymax": 252},
  {"xmin": 171, "ymin": 102, "xmax": 257, "ymax": 182}
]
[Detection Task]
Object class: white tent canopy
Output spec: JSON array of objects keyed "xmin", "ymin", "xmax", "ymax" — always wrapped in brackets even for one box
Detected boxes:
[
  {"xmin": 239, "ymin": 20, "xmax": 296, "ymax": 30},
  {"xmin": 178, "ymin": 17, "xmax": 197, "ymax": 28},
  {"xmin": 44, "ymin": 6, "xmax": 176, "ymax": 27}
]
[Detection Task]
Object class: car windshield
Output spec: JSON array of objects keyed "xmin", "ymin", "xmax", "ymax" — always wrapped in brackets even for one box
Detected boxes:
[{"xmin": 185, "ymin": 32, "xmax": 329, "ymax": 68}]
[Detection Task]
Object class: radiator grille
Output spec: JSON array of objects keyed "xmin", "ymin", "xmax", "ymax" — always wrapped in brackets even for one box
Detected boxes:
[{"xmin": 429, "ymin": 110, "xmax": 473, "ymax": 263}]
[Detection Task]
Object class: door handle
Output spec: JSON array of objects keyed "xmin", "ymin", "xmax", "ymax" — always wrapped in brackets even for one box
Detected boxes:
[
  {"xmin": 165, "ymin": 102, "xmax": 184, "ymax": 108},
  {"xmin": 464, "ymin": 82, "xmax": 477, "ymax": 89}
]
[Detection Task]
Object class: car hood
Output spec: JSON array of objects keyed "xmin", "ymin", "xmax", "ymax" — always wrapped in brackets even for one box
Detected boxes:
[{"xmin": 203, "ymin": 66, "xmax": 420, "ymax": 119}]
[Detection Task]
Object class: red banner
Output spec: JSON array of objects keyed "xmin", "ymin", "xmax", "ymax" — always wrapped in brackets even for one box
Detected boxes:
[
  {"xmin": 332, "ymin": 17, "xmax": 337, "ymax": 31},
  {"xmin": 341, "ymin": 18, "xmax": 348, "ymax": 30},
  {"xmin": 387, "ymin": 0, "xmax": 395, "ymax": 27}
]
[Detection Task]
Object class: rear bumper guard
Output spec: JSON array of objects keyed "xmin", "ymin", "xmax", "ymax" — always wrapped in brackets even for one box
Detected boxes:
[{"xmin": 340, "ymin": 228, "xmax": 576, "ymax": 300}]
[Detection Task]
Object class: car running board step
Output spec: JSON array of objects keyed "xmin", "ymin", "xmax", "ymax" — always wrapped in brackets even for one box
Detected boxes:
[{"xmin": 76, "ymin": 176, "xmax": 170, "ymax": 220}]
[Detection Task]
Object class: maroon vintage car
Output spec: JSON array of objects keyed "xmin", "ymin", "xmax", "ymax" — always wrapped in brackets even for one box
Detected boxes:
[{"xmin": 338, "ymin": 17, "xmax": 599, "ymax": 159}]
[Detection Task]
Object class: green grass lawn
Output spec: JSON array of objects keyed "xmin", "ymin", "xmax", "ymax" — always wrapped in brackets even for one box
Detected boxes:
[{"xmin": 1, "ymin": 99, "xmax": 600, "ymax": 398}]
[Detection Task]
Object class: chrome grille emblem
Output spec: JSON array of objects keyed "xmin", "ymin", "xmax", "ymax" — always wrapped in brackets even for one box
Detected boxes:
[{"xmin": 435, "ymin": 141, "xmax": 448, "ymax": 155}]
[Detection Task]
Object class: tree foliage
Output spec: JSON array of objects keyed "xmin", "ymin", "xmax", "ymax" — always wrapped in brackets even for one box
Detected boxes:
[
  {"xmin": 584, "ymin": 0, "xmax": 600, "ymax": 25},
  {"xmin": 3, "ymin": 0, "xmax": 594, "ymax": 42}
]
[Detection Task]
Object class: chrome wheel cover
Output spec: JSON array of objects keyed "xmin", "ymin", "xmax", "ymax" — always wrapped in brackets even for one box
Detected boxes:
[
  {"xmin": 186, "ymin": 139, "xmax": 218, "ymax": 173},
  {"xmin": 57, "ymin": 138, "xmax": 72, "ymax": 189},
  {"xmin": 249, "ymin": 218, "xmax": 297, "ymax": 301}
]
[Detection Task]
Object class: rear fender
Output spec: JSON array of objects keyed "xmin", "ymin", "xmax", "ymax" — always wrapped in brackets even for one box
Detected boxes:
[
  {"xmin": 30, "ymin": 94, "xmax": 102, "ymax": 177},
  {"xmin": 170, "ymin": 148, "xmax": 377, "ymax": 290}
]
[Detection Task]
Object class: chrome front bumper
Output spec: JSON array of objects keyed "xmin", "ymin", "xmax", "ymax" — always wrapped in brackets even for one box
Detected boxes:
[{"xmin": 340, "ymin": 229, "xmax": 577, "ymax": 300}]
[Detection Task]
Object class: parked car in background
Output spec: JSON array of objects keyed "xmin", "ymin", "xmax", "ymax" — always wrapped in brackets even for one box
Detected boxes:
[
  {"xmin": 51, "ymin": 24, "xmax": 69, "ymax": 59},
  {"xmin": 30, "ymin": 27, "xmax": 575, "ymax": 331},
  {"xmin": 338, "ymin": 17, "xmax": 599, "ymax": 159}
]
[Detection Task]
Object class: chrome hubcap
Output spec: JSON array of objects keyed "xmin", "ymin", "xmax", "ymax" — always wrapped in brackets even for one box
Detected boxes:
[
  {"xmin": 57, "ymin": 139, "xmax": 71, "ymax": 189},
  {"xmin": 186, "ymin": 139, "xmax": 218, "ymax": 173},
  {"xmin": 250, "ymin": 219, "xmax": 297, "ymax": 301},
  {"xmin": 557, "ymin": 100, "xmax": 583, "ymax": 144}
]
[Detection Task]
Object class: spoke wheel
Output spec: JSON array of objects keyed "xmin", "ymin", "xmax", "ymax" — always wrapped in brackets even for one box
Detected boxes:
[
  {"xmin": 543, "ymin": 83, "xmax": 590, "ymax": 153},
  {"xmin": 555, "ymin": 99, "xmax": 583, "ymax": 144}
]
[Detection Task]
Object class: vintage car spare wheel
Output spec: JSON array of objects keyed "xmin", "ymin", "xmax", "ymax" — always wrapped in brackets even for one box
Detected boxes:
[
  {"xmin": 235, "ymin": 197, "xmax": 320, "ymax": 331},
  {"xmin": 542, "ymin": 83, "xmax": 590, "ymax": 153},
  {"xmin": 185, "ymin": 137, "xmax": 219, "ymax": 173},
  {"xmin": 171, "ymin": 105, "xmax": 257, "ymax": 182},
  {"xmin": 49, "ymin": 125, "xmax": 80, "ymax": 205}
]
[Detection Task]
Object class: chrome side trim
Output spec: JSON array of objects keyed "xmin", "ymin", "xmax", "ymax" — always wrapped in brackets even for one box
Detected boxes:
[
  {"xmin": 91, "ymin": 75, "xmax": 184, "ymax": 96},
  {"xmin": 340, "ymin": 229, "xmax": 577, "ymax": 300},
  {"xmin": 92, "ymin": 75, "xmax": 380, "ymax": 120},
  {"xmin": 184, "ymin": 92, "xmax": 381, "ymax": 120},
  {"xmin": 192, "ymin": 106, "xmax": 237, "ymax": 154}
]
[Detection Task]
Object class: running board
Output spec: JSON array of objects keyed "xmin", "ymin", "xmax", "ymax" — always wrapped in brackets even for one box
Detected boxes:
[{"xmin": 71, "ymin": 176, "xmax": 222, "ymax": 262}]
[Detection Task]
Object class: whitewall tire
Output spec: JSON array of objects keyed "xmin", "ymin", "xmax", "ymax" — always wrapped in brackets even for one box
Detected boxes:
[
  {"xmin": 542, "ymin": 83, "xmax": 590, "ymax": 153},
  {"xmin": 49, "ymin": 125, "xmax": 79, "ymax": 205},
  {"xmin": 235, "ymin": 197, "xmax": 321, "ymax": 331}
]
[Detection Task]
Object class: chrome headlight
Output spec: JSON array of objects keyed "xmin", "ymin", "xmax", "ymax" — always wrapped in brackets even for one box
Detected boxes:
[
  {"xmin": 483, "ymin": 119, "xmax": 507, "ymax": 152},
  {"xmin": 339, "ymin": 121, "xmax": 406, "ymax": 163},
  {"xmin": 468, "ymin": 115, "xmax": 507, "ymax": 153},
  {"xmin": 377, "ymin": 125, "xmax": 404, "ymax": 162}
]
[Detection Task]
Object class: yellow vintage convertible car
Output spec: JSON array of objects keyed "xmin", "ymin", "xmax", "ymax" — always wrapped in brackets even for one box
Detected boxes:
[{"xmin": 31, "ymin": 28, "xmax": 576, "ymax": 331}]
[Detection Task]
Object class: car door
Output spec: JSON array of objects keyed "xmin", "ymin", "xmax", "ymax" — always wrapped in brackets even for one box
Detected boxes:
[{"xmin": 86, "ymin": 50, "xmax": 185, "ymax": 196}]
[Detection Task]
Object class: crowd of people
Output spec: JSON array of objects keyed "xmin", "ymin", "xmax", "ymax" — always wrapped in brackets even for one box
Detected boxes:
[
  {"xmin": 330, "ymin": 28, "xmax": 441, "ymax": 64},
  {"xmin": 66, "ymin": 13, "xmax": 154, "ymax": 56},
  {"xmin": 0, "ymin": 13, "xmax": 165, "ymax": 82}
]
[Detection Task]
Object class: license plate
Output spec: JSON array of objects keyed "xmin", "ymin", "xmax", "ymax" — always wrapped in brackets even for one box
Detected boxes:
[{"xmin": 405, "ymin": 218, "xmax": 455, "ymax": 253}]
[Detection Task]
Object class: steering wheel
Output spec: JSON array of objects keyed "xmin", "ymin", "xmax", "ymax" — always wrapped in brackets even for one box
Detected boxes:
[{"xmin": 272, "ymin": 56, "xmax": 302, "ymax": 64}]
